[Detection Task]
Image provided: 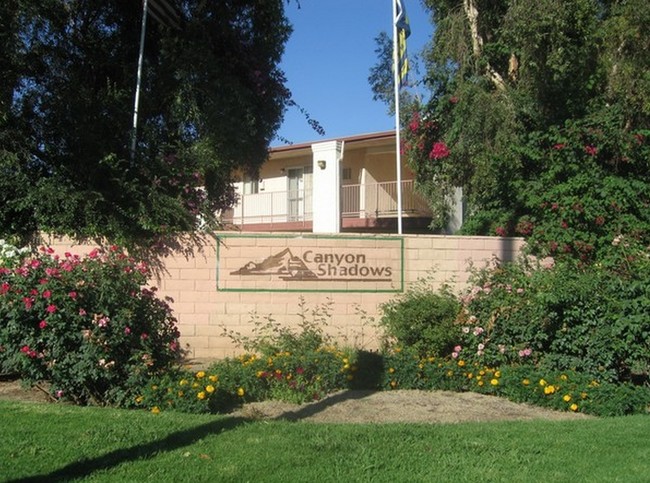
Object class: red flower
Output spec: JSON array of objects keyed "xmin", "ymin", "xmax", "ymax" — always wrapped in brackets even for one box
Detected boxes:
[
  {"xmin": 68, "ymin": 291, "xmax": 77, "ymax": 299},
  {"xmin": 449, "ymin": 96, "xmax": 459, "ymax": 104},
  {"xmin": 552, "ymin": 143, "xmax": 566, "ymax": 150},
  {"xmin": 584, "ymin": 145, "xmax": 598, "ymax": 156},
  {"xmin": 46, "ymin": 304, "xmax": 57, "ymax": 314},
  {"xmin": 0, "ymin": 282, "xmax": 9, "ymax": 294},
  {"xmin": 495, "ymin": 226, "xmax": 507, "ymax": 237},
  {"xmin": 42, "ymin": 290, "xmax": 52, "ymax": 299},
  {"xmin": 23, "ymin": 297, "xmax": 33, "ymax": 310},
  {"xmin": 429, "ymin": 142, "xmax": 450, "ymax": 160},
  {"xmin": 39, "ymin": 320, "xmax": 48, "ymax": 329},
  {"xmin": 595, "ymin": 216, "xmax": 605, "ymax": 226}
]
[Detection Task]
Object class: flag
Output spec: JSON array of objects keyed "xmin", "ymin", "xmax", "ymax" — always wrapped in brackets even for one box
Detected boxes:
[
  {"xmin": 147, "ymin": 0, "xmax": 182, "ymax": 30},
  {"xmin": 395, "ymin": 0, "xmax": 411, "ymax": 88}
]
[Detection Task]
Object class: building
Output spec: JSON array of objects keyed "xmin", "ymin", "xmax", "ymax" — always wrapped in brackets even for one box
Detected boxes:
[{"xmin": 220, "ymin": 130, "xmax": 464, "ymax": 234}]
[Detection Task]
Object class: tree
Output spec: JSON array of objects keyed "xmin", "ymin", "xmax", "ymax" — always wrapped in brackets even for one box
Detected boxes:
[
  {"xmin": 0, "ymin": 0, "xmax": 293, "ymax": 247},
  {"xmin": 378, "ymin": 0, "xmax": 650, "ymax": 262}
]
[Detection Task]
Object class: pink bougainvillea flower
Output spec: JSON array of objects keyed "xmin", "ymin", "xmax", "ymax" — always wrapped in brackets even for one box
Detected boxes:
[
  {"xmin": 429, "ymin": 141, "xmax": 450, "ymax": 160},
  {"xmin": 584, "ymin": 145, "xmax": 598, "ymax": 156},
  {"xmin": 46, "ymin": 304, "xmax": 57, "ymax": 314}
]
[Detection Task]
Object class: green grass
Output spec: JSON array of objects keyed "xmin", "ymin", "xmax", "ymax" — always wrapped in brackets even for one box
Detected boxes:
[{"xmin": 1, "ymin": 401, "xmax": 648, "ymax": 482}]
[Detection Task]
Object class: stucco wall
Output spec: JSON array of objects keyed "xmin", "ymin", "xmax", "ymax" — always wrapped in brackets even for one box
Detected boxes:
[{"xmin": 45, "ymin": 232, "xmax": 524, "ymax": 359}]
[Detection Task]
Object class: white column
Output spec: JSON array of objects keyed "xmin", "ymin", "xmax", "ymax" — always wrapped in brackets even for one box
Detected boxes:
[{"xmin": 311, "ymin": 141, "xmax": 342, "ymax": 233}]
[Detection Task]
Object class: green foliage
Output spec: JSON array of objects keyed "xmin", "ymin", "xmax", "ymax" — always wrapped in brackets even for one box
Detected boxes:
[
  {"xmin": 0, "ymin": 246, "xmax": 182, "ymax": 405},
  {"xmin": 390, "ymin": 0, "xmax": 650, "ymax": 254},
  {"xmin": 379, "ymin": 282, "xmax": 461, "ymax": 356},
  {"xmin": 457, "ymin": 251, "xmax": 650, "ymax": 385},
  {"xmin": 0, "ymin": 1, "xmax": 293, "ymax": 247}
]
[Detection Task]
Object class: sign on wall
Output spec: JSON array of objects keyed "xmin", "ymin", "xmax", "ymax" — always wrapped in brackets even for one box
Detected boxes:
[{"xmin": 217, "ymin": 234, "xmax": 403, "ymax": 292}]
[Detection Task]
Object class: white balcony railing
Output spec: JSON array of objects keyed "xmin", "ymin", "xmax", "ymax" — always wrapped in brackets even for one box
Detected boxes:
[
  {"xmin": 221, "ymin": 180, "xmax": 430, "ymax": 226},
  {"xmin": 341, "ymin": 179, "xmax": 431, "ymax": 218},
  {"xmin": 221, "ymin": 189, "xmax": 313, "ymax": 226}
]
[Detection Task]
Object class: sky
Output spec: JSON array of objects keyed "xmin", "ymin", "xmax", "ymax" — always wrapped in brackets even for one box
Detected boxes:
[{"xmin": 273, "ymin": 0, "xmax": 433, "ymax": 147}]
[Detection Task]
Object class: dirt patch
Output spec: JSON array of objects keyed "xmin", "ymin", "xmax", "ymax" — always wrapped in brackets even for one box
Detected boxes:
[
  {"xmin": 0, "ymin": 379, "xmax": 592, "ymax": 423},
  {"xmin": 231, "ymin": 389, "xmax": 592, "ymax": 424}
]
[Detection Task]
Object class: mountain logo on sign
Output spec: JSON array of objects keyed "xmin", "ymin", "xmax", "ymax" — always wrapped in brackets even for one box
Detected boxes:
[{"xmin": 230, "ymin": 248, "xmax": 317, "ymax": 280}]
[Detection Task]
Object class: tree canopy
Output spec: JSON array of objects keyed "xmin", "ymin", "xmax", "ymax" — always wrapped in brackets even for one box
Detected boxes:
[
  {"xmin": 381, "ymin": 0, "xmax": 650, "ymax": 262},
  {"xmin": 0, "ymin": 0, "xmax": 293, "ymax": 247}
]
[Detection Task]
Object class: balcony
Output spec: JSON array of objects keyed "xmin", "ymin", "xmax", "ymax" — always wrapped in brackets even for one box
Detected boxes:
[{"xmin": 221, "ymin": 179, "xmax": 431, "ymax": 232}]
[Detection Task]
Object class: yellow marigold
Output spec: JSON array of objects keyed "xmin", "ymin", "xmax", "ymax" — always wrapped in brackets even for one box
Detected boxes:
[
  {"xmin": 458, "ymin": 360, "xmax": 466, "ymax": 367},
  {"xmin": 178, "ymin": 391, "xmax": 184, "ymax": 397},
  {"xmin": 135, "ymin": 395, "xmax": 144, "ymax": 404},
  {"xmin": 479, "ymin": 370, "xmax": 486, "ymax": 376},
  {"xmin": 256, "ymin": 371, "xmax": 265, "ymax": 378},
  {"xmin": 205, "ymin": 385, "xmax": 215, "ymax": 394},
  {"xmin": 490, "ymin": 378, "xmax": 499, "ymax": 386},
  {"xmin": 390, "ymin": 380, "xmax": 397, "ymax": 388},
  {"xmin": 570, "ymin": 403, "xmax": 579, "ymax": 412},
  {"xmin": 209, "ymin": 375, "xmax": 218, "ymax": 383},
  {"xmin": 477, "ymin": 380, "xmax": 484, "ymax": 387},
  {"xmin": 467, "ymin": 373, "xmax": 474, "ymax": 379},
  {"xmin": 581, "ymin": 392, "xmax": 588, "ymax": 400},
  {"xmin": 388, "ymin": 367, "xmax": 395, "ymax": 374},
  {"xmin": 197, "ymin": 391, "xmax": 206, "ymax": 400},
  {"xmin": 237, "ymin": 387, "xmax": 245, "ymax": 397},
  {"xmin": 560, "ymin": 374, "xmax": 568, "ymax": 381},
  {"xmin": 563, "ymin": 394, "xmax": 572, "ymax": 402},
  {"xmin": 151, "ymin": 406, "xmax": 160, "ymax": 414},
  {"xmin": 522, "ymin": 379, "xmax": 530, "ymax": 386},
  {"xmin": 192, "ymin": 382, "xmax": 199, "ymax": 389},
  {"xmin": 151, "ymin": 385, "xmax": 158, "ymax": 391},
  {"xmin": 196, "ymin": 371, "xmax": 205, "ymax": 379},
  {"xmin": 539, "ymin": 379, "xmax": 547, "ymax": 387},
  {"xmin": 494, "ymin": 370, "xmax": 501, "ymax": 378},
  {"xmin": 343, "ymin": 363, "xmax": 350, "ymax": 370},
  {"xmin": 544, "ymin": 385, "xmax": 556, "ymax": 395},
  {"xmin": 342, "ymin": 358, "xmax": 349, "ymax": 364},
  {"xmin": 179, "ymin": 379, "xmax": 188, "ymax": 386},
  {"xmin": 418, "ymin": 363, "xmax": 424, "ymax": 370},
  {"xmin": 446, "ymin": 370, "xmax": 454, "ymax": 377}
]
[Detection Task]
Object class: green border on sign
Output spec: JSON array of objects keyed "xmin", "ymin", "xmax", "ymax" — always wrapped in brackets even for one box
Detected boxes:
[{"xmin": 216, "ymin": 233, "xmax": 404, "ymax": 293}]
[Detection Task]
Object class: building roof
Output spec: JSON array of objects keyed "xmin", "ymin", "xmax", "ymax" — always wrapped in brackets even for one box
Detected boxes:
[{"xmin": 270, "ymin": 130, "xmax": 395, "ymax": 155}]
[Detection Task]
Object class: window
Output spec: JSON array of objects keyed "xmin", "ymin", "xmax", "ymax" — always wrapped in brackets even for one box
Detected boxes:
[{"xmin": 243, "ymin": 178, "xmax": 259, "ymax": 195}]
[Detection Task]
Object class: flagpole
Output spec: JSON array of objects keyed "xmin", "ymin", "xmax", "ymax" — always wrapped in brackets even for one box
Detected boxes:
[
  {"xmin": 392, "ymin": 0, "xmax": 403, "ymax": 235},
  {"xmin": 131, "ymin": 0, "xmax": 149, "ymax": 160}
]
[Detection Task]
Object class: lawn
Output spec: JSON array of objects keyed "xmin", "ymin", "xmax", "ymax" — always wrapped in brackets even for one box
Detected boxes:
[{"xmin": 1, "ymin": 401, "xmax": 648, "ymax": 482}]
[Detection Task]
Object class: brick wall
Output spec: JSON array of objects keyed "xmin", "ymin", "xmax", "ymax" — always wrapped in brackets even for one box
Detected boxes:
[{"xmin": 45, "ymin": 233, "xmax": 524, "ymax": 359}]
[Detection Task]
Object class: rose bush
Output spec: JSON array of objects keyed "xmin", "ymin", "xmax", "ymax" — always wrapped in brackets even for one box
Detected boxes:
[{"xmin": 0, "ymin": 245, "xmax": 182, "ymax": 405}]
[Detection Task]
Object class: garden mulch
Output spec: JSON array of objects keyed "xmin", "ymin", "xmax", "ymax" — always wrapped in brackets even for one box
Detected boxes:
[{"xmin": 0, "ymin": 377, "xmax": 592, "ymax": 424}]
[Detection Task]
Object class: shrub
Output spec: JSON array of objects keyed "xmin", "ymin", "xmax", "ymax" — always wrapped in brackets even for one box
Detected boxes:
[
  {"xmin": 458, "ymin": 250, "xmax": 650, "ymax": 385},
  {"xmin": 0, "ymin": 245, "xmax": 182, "ymax": 405},
  {"xmin": 379, "ymin": 282, "xmax": 461, "ymax": 357}
]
